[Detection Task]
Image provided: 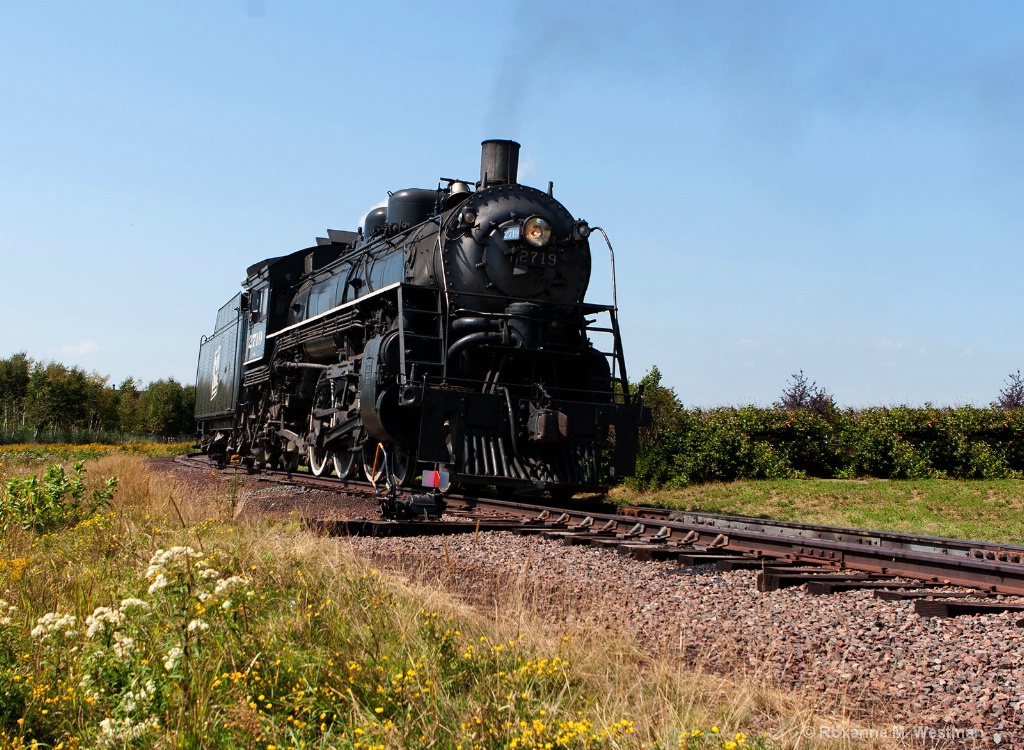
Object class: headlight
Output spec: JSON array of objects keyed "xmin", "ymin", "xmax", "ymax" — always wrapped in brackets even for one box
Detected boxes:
[{"xmin": 523, "ymin": 216, "xmax": 553, "ymax": 247}]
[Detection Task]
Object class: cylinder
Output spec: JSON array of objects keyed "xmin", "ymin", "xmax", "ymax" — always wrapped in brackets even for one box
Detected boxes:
[{"xmin": 480, "ymin": 139, "xmax": 521, "ymax": 186}]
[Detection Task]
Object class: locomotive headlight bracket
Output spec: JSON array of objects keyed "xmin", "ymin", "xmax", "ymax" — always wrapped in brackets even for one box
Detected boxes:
[{"xmin": 523, "ymin": 216, "xmax": 553, "ymax": 247}]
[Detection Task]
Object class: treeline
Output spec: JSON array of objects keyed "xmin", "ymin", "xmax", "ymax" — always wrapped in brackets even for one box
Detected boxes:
[
  {"xmin": 0, "ymin": 353, "xmax": 195, "ymax": 441},
  {"xmin": 633, "ymin": 367, "xmax": 1024, "ymax": 487}
]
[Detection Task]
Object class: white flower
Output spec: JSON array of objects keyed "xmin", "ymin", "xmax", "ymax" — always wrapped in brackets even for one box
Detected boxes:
[
  {"xmin": 163, "ymin": 646, "xmax": 183, "ymax": 671},
  {"xmin": 221, "ymin": 599, "xmax": 232, "ymax": 611},
  {"xmin": 119, "ymin": 679, "xmax": 154, "ymax": 714},
  {"xmin": 119, "ymin": 598, "xmax": 150, "ymax": 613},
  {"xmin": 147, "ymin": 573, "xmax": 168, "ymax": 595},
  {"xmin": 112, "ymin": 633, "xmax": 136, "ymax": 658},
  {"xmin": 31, "ymin": 611, "xmax": 78, "ymax": 640},
  {"xmin": 198, "ymin": 567, "xmax": 221, "ymax": 580},
  {"xmin": 145, "ymin": 546, "xmax": 203, "ymax": 579},
  {"xmin": 0, "ymin": 599, "xmax": 16, "ymax": 627},
  {"xmin": 187, "ymin": 618, "xmax": 209, "ymax": 634},
  {"xmin": 98, "ymin": 716, "xmax": 159, "ymax": 747},
  {"xmin": 213, "ymin": 575, "xmax": 250, "ymax": 597},
  {"xmin": 85, "ymin": 606, "xmax": 124, "ymax": 639}
]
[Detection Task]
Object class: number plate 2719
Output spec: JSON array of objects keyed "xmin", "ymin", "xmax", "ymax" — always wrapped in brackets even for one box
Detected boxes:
[{"xmin": 515, "ymin": 249, "xmax": 558, "ymax": 267}]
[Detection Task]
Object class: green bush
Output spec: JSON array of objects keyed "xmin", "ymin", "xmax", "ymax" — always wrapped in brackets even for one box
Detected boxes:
[{"xmin": 629, "ymin": 368, "xmax": 1024, "ymax": 488}]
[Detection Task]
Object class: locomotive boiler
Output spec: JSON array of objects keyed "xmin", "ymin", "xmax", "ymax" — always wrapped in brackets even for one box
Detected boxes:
[{"xmin": 194, "ymin": 140, "xmax": 645, "ymax": 498}]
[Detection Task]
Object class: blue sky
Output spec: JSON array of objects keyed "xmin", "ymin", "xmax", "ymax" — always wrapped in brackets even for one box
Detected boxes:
[{"xmin": 1, "ymin": 1, "xmax": 1021, "ymax": 407}]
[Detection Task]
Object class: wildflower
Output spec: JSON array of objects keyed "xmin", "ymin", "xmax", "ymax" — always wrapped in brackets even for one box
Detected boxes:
[
  {"xmin": 112, "ymin": 633, "xmax": 136, "ymax": 658},
  {"xmin": 164, "ymin": 646, "xmax": 183, "ymax": 671},
  {"xmin": 31, "ymin": 611, "xmax": 77, "ymax": 640},
  {"xmin": 119, "ymin": 598, "xmax": 150, "ymax": 613},
  {"xmin": 148, "ymin": 573, "xmax": 169, "ymax": 595},
  {"xmin": 119, "ymin": 680, "xmax": 156, "ymax": 713},
  {"xmin": 0, "ymin": 599, "xmax": 16, "ymax": 627},
  {"xmin": 145, "ymin": 546, "xmax": 203, "ymax": 580},
  {"xmin": 85, "ymin": 606, "xmax": 124, "ymax": 638},
  {"xmin": 187, "ymin": 618, "xmax": 209, "ymax": 634},
  {"xmin": 97, "ymin": 716, "xmax": 159, "ymax": 747},
  {"xmin": 214, "ymin": 575, "xmax": 250, "ymax": 597}
]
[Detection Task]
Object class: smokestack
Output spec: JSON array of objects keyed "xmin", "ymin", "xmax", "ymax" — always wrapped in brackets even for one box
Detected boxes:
[{"xmin": 479, "ymin": 139, "xmax": 520, "ymax": 186}]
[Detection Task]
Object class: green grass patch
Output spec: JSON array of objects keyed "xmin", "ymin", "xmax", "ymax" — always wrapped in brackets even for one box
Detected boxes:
[{"xmin": 612, "ymin": 479, "xmax": 1024, "ymax": 544}]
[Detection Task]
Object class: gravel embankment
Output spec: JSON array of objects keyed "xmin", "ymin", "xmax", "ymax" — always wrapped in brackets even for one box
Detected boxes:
[
  {"xmin": 156, "ymin": 458, "xmax": 1024, "ymax": 746},
  {"xmin": 342, "ymin": 532, "xmax": 1022, "ymax": 745}
]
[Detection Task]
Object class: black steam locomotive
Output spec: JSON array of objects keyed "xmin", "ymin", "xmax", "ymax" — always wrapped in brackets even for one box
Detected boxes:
[{"xmin": 195, "ymin": 140, "xmax": 645, "ymax": 498}]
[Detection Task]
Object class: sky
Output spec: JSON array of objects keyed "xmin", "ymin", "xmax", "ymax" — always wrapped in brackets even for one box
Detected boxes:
[{"xmin": 1, "ymin": 1, "xmax": 1022, "ymax": 407}]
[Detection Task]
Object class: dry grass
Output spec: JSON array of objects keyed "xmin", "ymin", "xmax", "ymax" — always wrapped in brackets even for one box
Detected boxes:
[
  {"xmin": 0, "ymin": 454, "xmax": 928, "ymax": 748},
  {"xmin": 355, "ymin": 547, "xmax": 925, "ymax": 750}
]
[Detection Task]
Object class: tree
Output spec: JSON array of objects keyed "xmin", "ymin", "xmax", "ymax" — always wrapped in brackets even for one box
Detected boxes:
[
  {"xmin": 776, "ymin": 370, "xmax": 834, "ymax": 416},
  {"xmin": 24, "ymin": 362, "xmax": 91, "ymax": 433},
  {"xmin": 137, "ymin": 378, "xmax": 195, "ymax": 435},
  {"xmin": 0, "ymin": 352, "xmax": 31, "ymax": 430},
  {"xmin": 83, "ymin": 372, "xmax": 118, "ymax": 432},
  {"xmin": 996, "ymin": 370, "xmax": 1024, "ymax": 411},
  {"xmin": 117, "ymin": 377, "xmax": 141, "ymax": 433}
]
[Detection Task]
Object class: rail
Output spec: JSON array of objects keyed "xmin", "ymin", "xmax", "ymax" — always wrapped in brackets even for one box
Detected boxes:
[{"xmin": 177, "ymin": 454, "xmax": 1024, "ymax": 597}]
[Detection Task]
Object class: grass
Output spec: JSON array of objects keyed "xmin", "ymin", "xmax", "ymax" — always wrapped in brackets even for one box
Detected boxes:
[
  {"xmin": 0, "ymin": 441, "xmax": 193, "ymax": 465},
  {"xmin": 611, "ymin": 479, "xmax": 1024, "ymax": 545},
  {"xmin": 0, "ymin": 451, "xmax": 928, "ymax": 749}
]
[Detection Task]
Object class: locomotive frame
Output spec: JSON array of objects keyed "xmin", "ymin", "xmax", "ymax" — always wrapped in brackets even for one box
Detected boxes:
[{"xmin": 195, "ymin": 140, "xmax": 646, "ymax": 498}]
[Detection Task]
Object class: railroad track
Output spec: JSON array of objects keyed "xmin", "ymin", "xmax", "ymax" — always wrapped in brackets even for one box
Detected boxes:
[{"xmin": 176, "ymin": 454, "xmax": 1024, "ymax": 618}]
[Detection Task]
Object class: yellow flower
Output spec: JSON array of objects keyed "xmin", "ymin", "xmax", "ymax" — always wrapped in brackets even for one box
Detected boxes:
[{"xmin": 711, "ymin": 726, "xmax": 720, "ymax": 733}]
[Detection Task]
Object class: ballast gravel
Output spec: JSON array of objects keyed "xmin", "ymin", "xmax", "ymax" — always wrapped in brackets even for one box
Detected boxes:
[
  {"xmin": 344, "ymin": 532, "xmax": 1024, "ymax": 746},
  {"xmin": 157, "ymin": 459, "xmax": 1023, "ymax": 746}
]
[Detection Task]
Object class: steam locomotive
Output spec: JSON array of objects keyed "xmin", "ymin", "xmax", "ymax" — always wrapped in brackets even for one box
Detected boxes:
[{"xmin": 194, "ymin": 140, "xmax": 645, "ymax": 499}]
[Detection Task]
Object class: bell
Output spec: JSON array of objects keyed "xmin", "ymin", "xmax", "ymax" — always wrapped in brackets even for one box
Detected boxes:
[{"xmin": 443, "ymin": 181, "xmax": 472, "ymax": 210}]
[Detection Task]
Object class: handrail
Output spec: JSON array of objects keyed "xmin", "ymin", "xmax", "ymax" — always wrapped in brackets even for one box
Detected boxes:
[{"xmin": 589, "ymin": 227, "xmax": 618, "ymax": 314}]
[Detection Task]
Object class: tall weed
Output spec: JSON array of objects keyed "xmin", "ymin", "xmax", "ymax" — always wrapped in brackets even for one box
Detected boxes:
[{"xmin": 0, "ymin": 461, "xmax": 117, "ymax": 534}]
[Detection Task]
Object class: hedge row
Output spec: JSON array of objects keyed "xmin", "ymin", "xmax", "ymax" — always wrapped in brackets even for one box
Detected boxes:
[{"xmin": 631, "ymin": 371, "xmax": 1024, "ymax": 488}]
